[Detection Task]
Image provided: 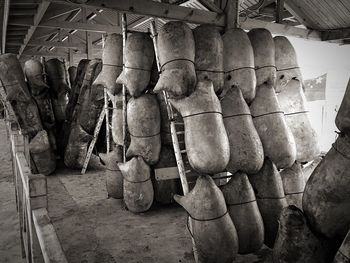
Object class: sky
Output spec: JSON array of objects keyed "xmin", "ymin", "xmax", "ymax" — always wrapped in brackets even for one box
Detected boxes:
[{"xmin": 287, "ymin": 37, "xmax": 350, "ymax": 151}]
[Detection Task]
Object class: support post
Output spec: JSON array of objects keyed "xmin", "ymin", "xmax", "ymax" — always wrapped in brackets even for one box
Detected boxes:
[
  {"xmin": 121, "ymin": 13, "xmax": 127, "ymax": 163},
  {"xmin": 68, "ymin": 35, "xmax": 74, "ymax": 67},
  {"xmin": 82, "ymin": 7, "xmax": 93, "ymax": 59},
  {"xmin": 225, "ymin": 0, "xmax": 241, "ymax": 30},
  {"xmin": 276, "ymin": 0, "xmax": 285, "ymax": 23}
]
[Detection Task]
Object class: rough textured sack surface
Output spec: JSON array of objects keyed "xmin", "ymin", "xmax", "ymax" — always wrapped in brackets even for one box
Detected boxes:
[
  {"xmin": 64, "ymin": 123, "xmax": 92, "ymax": 169},
  {"xmin": 335, "ymin": 79, "xmax": 350, "ymax": 135},
  {"xmin": 126, "ymin": 94, "xmax": 161, "ymax": 165},
  {"xmin": 118, "ymin": 156, "xmax": 154, "ymax": 213},
  {"xmin": 277, "ymin": 79, "xmax": 319, "ymax": 162},
  {"xmin": 221, "ymin": 172, "xmax": 264, "ymax": 254},
  {"xmin": 45, "ymin": 58, "xmax": 70, "ymax": 123},
  {"xmin": 94, "ymin": 33, "xmax": 123, "ymax": 95},
  {"xmin": 248, "ymin": 28, "xmax": 276, "ymax": 87},
  {"xmin": 193, "ymin": 25, "xmax": 224, "ymax": 95},
  {"xmin": 111, "ymin": 93, "xmax": 123, "ymax": 146},
  {"xmin": 223, "ymin": 28, "xmax": 256, "ymax": 103},
  {"xmin": 303, "ymin": 134, "xmax": 350, "ymax": 241},
  {"xmin": 170, "ymin": 81, "xmax": 230, "ymax": 174},
  {"xmin": 250, "ymin": 83, "xmax": 296, "ymax": 169},
  {"xmin": 280, "ymin": 162, "xmax": 305, "ymax": 209},
  {"xmin": 249, "ymin": 158, "xmax": 288, "ymax": 248},
  {"xmin": 116, "ymin": 32, "xmax": 154, "ymax": 97},
  {"xmin": 0, "ymin": 54, "xmax": 42, "ymax": 139},
  {"xmin": 333, "ymin": 229, "xmax": 350, "ymax": 262},
  {"xmin": 100, "ymin": 146, "xmax": 123, "ymax": 199},
  {"xmin": 274, "ymin": 36, "xmax": 302, "ymax": 92},
  {"xmin": 24, "ymin": 59, "xmax": 56, "ymax": 149},
  {"xmin": 221, "ymin": 87, "xmax": 264, "ymax": 174},
  {"xmin": 153, "ymin": 145, "xmax": 179, "ymax": 204},
  {"xmin": 154, "ymin": 21, "xmax": 196, "ymax": 98},
  {"xmin": 29, "ymin": 130, "xmax": 56, "ymax": 175},
  {"xmin": 273, "ymin": 206, "xmax": 329, "ymax": 263},
  {"xmin": 174, "ymin": 175, "xmax": 238, "ymax": 263}
]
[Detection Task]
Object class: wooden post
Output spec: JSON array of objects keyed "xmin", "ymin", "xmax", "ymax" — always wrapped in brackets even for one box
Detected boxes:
[
  {"xmin": 68, "ymin": 35, "xmax": 74, "ymax": 67},
  {"xmin": 121, "ymin": 13, "xmax": 127, "ymax": 163},
  {"xmin": 82, "ymin": 7, "xmax": 93, "ymax": 59},
  {"xmin": 276, "ymin": 0, "xmax": 285, "ymax": 23},
  {"xmin": 225, "ymin": 0, "xmax": 241, "ymax": 30}
]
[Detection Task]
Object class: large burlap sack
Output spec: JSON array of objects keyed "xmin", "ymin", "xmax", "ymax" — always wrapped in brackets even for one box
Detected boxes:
[
  {"xmin": 111, "ymin": 93, "xmax": 123, "ymax": 146},
  {"xmin": 221, "ymin": 172, "xmax": 264, "ymax": 254},
  {"xmin": 154, "ymin": 21, "xmax": 196, "ymax": 98},
  {"xmin": 277, "ymin": 79, "xmax": 319, "ymax": 162},
  {"xmin": 0, "ymin": 54, "xmax": 43, "ymax": 139},
  {"xmin": 280, "ymin": 162, "xmax": 305, "ymax": 209},
  {"xmin": 174, "ymin": 175, "xmax": 238, "ymax": 263},
  {"xmin": 193, "ymin": 24, "xmax": 224, "ymax": 95},
  {"xmin": 100, "ymin": 146, "xmax": 123, "ymax": 199},
  {"xmin": 250, "ymin": 83, "xmax": 296, "ymax": 169},
  {"xmin": 66, "ymin": 59, "xmax": 90, "ymax": 122},
  {"xmin": 303, "ymin": 134, "xmax": 350, "ymax": 241},
  {"xmin": 94, "ymin": 33, "xmax": 123, "ymax": 95},
  {"xmin": 64, "ymin": 123, "xmax": 92, "ymax": 169},
  {"xmin": 335, "ymin": 79, "xmax": 350, "ymax": 135},
  {"xmin": 169, "ymin": 80, "xmax": 230, "ymax": 174},
  {"xmin": 249, "ymin": 158, "xmax": 288, "ymax": 248},
  {"xmin": 29, "ymin": 130, "xmax": 56, "ymax": 175},
  {"xmin": 273, "ymin": 206, "xmax": 329, "ymax": 263},
  {"xmin": 221, "ymin": 86, "xmax": 264, "ymax": 174},
  {"xmin": 24, "ymin": 59, "xmax": 56, "ymax": 150},
  {"xmin": 274, "ymin": 36, "xmax": 302, "ymax": 92},
  {"xmin": 45, "ymin": 58, "xmax": 70, "ymax": 123},
  {"xmin": 116, "ymin": 32, "xmax": 154, "ymax": 97},
  {"xmin": 118, "ymin": 156, "xmax": 154, "ymax": 213},
  {"xmin": 223, "ymin": 28, "xmax": 256, "ymax": 103},
  {"xmin": 126, "ymin": 94, "xmax": 161, "ymax": 165},
  {"xmin": 76, "ymin": 59, "xmax": 103, "ymax": 134},
  {"xmin": 248, "ymin": 28, "xmax": 276, "ymax": 87}
]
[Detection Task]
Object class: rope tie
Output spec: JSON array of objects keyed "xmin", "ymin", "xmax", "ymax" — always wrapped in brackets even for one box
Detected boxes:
[
  {"xmin": 182, "ymin": 111, "xmax": 222, "ymax": 119},
  {"xmin": 103, "ymin": 63, "xmax": 123, "ymax": 68},
  {"xmin": 124, "ymin": 65, "xmax": 151, "ymax": 72},
  {"xmin": 256, "ymin": 196, "xmax": 286, "ymax": 200},
  {"xmin": 285, "ymin": 191, "xmax": 304, "ymax": 196},
  {"xmin": 188, "ymin": 210, "xmax": 228, "ymax": 222},
  {"xmin": 255, "ymin": 65, "xmax": 277, "ymax": 70},
  {"xmin": 123, "ymin": 177, "xmax": 151, "ymax": 184},
  {"xmin": 129, "ymin": 131, "xmax": 160, "ymax": 138},
  {"xmin": 227, "ymin": 199, "xmax": 256, "ymax": 206},
  {"xmin": 285, "ymin": 110, "xmax": 309, "ymax": 116},
  {"xmin": 195, "ymin": 69, "xmax": 225, "ymax": 74},
  {"xmin": 277, "ymin": 66, "xmax": 300, "ymax": 72},
  {"xmin": 252, "ymin": 111, "xmax": 284, "ymax": 118},
  {"xmin": 223, "ymin": 113, "xmax": 251, "ymax": 119},
  {"xmin": 160, "ymin": 58, "xmax": 195, "ymax": 72},
  {"xmin": 225, "ymin": 66, "xmax": 255, "ymax": 74}
]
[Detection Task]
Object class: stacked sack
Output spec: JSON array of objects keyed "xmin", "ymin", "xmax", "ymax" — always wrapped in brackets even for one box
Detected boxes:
[
  {"xmin": 116, "ymin": 31, "xmax": 157, "ymax": 213},
  {"xmin": 0, "ymin": 54, "xmax": 56, "ymax": 175}
]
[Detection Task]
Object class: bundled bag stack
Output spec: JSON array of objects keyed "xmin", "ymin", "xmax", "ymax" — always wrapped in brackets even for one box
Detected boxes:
[{"xmin": 0, "ymin": 54, "xmax": 56, "ymax": 175}]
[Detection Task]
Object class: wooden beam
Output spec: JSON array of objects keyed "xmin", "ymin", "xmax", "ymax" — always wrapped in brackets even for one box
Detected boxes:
[
  {"xmin": 10, "ymin": 0, "xmax": 42, "ymax": 4},
  {"xmin": 22, "ymin": 50, "xmax": 68, "ymax": 58},
  {"xmin": 321, "ymin": 28, "xmax": 350, "ymax": 41},
  {"xmin": 45, "ymin": 0, "xmax": 226, "ymax": 26},
  {"xmin": 7, "ymin": 40, "xmax": 25, "ymax": 46},
  {"xmin": 27, "ymin": 40, "xmax": 84, "ymax": 49},
  {"xmin": 18, "ymin": 1, "xmax": 50, "ymax": 57},
  {"xmin": 225, "ymin": 0, "xmax": 240, "ymax": 30},
  {"xmin": 10, "ymin": 8, "xmax": 37, "ymax": 16},
  {"xmin": 276, "ymin": 0, "xmax": 285, "ymax": 23},
  {"xmin": 241, "ymin": 16, "xmax": 321, "ymax": 40},
  {"xmin": 39, "ymin": 20, "xmax": 121, "ymax": 33},
  {"xmin": 7, "ymin": 30, "xmax": 28, "ymax": 35},
  {"xmin": 2, "ymin": 0, "xmax": 10, "ymax": 53}
]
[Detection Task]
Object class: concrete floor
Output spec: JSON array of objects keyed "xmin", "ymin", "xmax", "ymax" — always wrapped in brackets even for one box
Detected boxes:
[{"xmin": 0, "ymin": 120, "xmax": 23, "ymax": 262}]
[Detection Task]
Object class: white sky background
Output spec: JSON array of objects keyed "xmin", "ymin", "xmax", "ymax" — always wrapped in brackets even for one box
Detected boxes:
[{"xmin": 287, "ymin": 37, "xmax": 350, "ymax": 152}]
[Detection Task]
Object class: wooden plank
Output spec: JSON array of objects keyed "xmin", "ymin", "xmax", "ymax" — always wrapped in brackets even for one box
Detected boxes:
[
  {"xmin": 322, "ymin": 28, "xmax": 350, "ymax": 41},
  {"xmin": 45, "ymin": 0, "xmax": 226, "ymax": 26},
  {"xmin": 18, "ymin": 1, "xmax": 51, "ymax": 57},
  {"xmin": 155, "ymin": 167, "xmax": 180, "ymax": 180},
  {"xmin": 27, "ymin": 39, "xmax": 85, "ymax": 49},
  {"xmin": 2, "ymin": 0, "xmax": 10, "ymax": 53},
  {"xmin": 32, "ymin": 208, "xmax": 68, "ymax": 263},
  {"xmin": 276, "ymin": 0, "xmax": 284, "ymax": 23}
]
